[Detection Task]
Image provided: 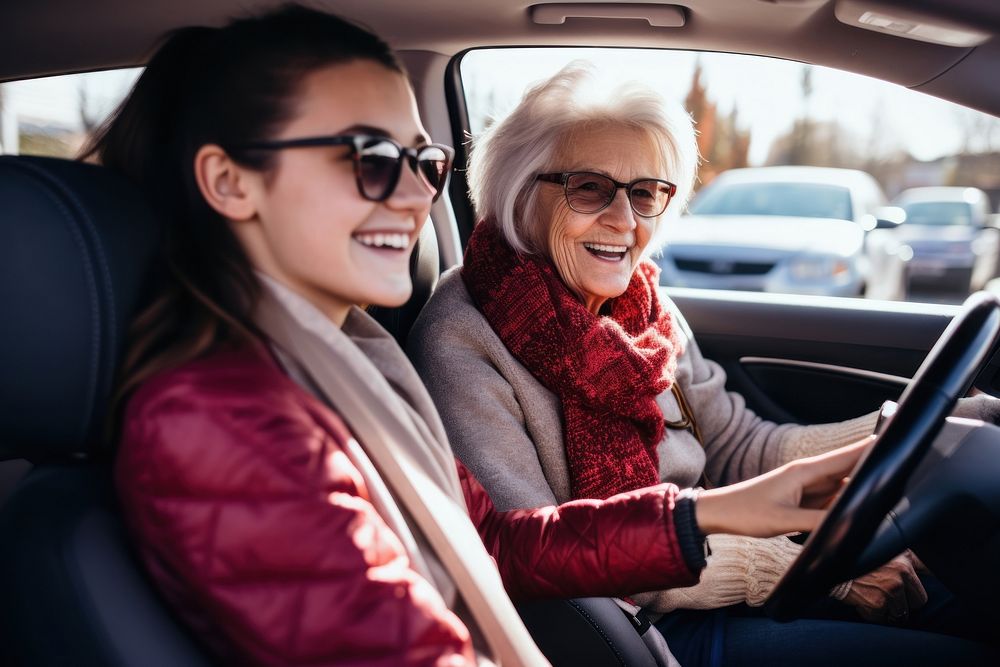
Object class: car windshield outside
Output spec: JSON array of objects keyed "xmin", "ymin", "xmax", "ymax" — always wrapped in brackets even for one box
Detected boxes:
[
  {"xmin": 0, "ymin": 68, "xmax": 140, "ymax": 157},
  {"xmin": 903, "ymin": 201, "xmax": 974, "ymax": 226},
  {"xmin": 4, "ymin": 47, "xmax": 1000, "ymax": 304},
  {"xmin": 460, "ymin": 47, "xmax": 1000, "ymax": 304},
  {"xmin": 690, "ymin": 182, "xmax": 853, "ymax": 220}
]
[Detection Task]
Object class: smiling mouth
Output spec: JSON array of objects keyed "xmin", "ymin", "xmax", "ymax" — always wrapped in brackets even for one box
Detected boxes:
[
  {"xmin": 583, "ymin": 242, "xmax": 629, "ymax": 261},
  {"xmin": 353, "ymin": 232, "xmax": 410, "ymax": 251}
]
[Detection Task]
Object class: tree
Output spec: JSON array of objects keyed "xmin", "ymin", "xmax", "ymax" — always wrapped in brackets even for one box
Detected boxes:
[
  {"xmin": 765, "ymin": 118, "xmax": 866, "ymax": 169},
  {"xmin": 78, "ymin": 80, "xmax": 102, "ymax": 134},
  {"xmin": 786, "ymin": 67, "xmax": 814, "ymax": 165},
  {"xmin": 683, "ymin": 61, "xmax": 749, "ymax": 188},
  {"xmin": 725, "ymin": 107, "xmax": 750, "ymax": 169},
  {"xmin": 685, "ymin": 59, "xmax": 716, "ymax": 165},
  {"xmin": 954, "ymin": 107, "xmax": 1000, "ymax": 154}
]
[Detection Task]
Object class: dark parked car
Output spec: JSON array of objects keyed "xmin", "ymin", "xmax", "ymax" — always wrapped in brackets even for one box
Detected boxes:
[{"xmin": 891, "ymin": 186, "xmax": 999, "ymax": 293}]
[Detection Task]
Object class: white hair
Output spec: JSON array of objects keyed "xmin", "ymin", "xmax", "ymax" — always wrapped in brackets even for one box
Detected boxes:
[{"xmin": 467, "ymin": 62, "xmax": 699, "ymax": 255}]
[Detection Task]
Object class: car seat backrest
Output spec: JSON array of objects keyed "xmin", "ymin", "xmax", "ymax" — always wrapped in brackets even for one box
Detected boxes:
[
  {"xmin": 368, "ymin": 216, "xmax": 440, "ymax": 347},
  {"xmin": 0, "ymin": 156, "xmax": 156, "ymax": 463},
  {"xmin": 0, "ymin": 156, "xmax": 212, "ymax": 666},
  {"xmin": 0, "ymin": 155, "xmax": 448, "ymax": 667}
]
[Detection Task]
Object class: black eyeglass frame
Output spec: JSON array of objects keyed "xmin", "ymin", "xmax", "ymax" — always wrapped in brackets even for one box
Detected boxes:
[
  {"xmin": 226, "ymin": 133, "xmax": 455, "ymax": 202},
  {"xmin": 536, "ymin": 171, "xmax": 678, "ymax": 218}
]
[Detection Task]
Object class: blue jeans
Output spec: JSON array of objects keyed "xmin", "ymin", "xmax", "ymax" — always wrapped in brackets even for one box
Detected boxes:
[{"xmin": 654, "ymin": 576, "xmax": 999, "ymax": 667}]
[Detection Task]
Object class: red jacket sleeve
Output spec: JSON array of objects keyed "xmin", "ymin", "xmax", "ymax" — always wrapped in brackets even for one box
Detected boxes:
[
  {"xmin": 459, "ymin": 460, "xmax": 699, "ymax": 601},
  {"xmin": 116, "ymin": 363, "xmax": 476, "ymax": 667}
]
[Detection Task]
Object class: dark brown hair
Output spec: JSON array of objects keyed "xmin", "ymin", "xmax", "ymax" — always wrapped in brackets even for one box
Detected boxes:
[{"xmin": 83, "ymin": 5, "xmax": 403, "ymax": 406}]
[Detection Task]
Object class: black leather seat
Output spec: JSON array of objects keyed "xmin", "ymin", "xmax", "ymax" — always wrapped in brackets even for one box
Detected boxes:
[
  {"xmin": 368, "ymin": 218, "xmax": 440, "ymax": 348},
  {"xmin": 0, "ymin": 156, "xmax": 211, "ymax": 666},
  {"xmin": 0, "ymin": 155, "xmax": 667, "ymax": 666}
]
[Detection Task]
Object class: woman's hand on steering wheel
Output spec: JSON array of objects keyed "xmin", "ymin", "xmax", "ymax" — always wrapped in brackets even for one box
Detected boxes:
[{"xmin": 695, "ymin": 438, "xmax": 873, "ymax": 538}]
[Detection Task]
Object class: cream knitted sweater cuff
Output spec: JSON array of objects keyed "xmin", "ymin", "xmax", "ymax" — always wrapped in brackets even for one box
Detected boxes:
[
  {"xmin": 633, "ymin": 533, "xmax": 801, "ymax": 611},
  {"xmin": 779, "ymin": 410, "xmax": 879, "ymax": 464},
  {"xmin": 778, "ymin": 395, "xmax": 997, "ymax": 468}
]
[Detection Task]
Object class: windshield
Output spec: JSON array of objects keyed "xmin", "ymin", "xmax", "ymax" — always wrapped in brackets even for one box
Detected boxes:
[
  {"xmin": 690, "ymin": 182, "xmax": 854, "ymax": 220},
  {"xmin": 902, "ymin": 201, "xmax": 974, "ymax": 226}
]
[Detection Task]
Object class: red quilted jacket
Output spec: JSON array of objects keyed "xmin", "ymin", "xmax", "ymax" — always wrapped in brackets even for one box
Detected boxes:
[{"xmin": 115, "ymin": 341, "xmax": 698, "ymax": 666}]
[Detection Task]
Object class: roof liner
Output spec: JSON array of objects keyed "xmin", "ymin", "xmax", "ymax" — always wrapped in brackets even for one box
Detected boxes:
[{"xmin": 1, "ymin": 0, "xmax": 996, "ymax": 115}]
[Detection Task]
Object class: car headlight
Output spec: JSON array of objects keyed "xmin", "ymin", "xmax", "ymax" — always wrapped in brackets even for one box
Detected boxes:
[{"xmin": 788, "ymin": 256, "xmax": 850, "ymax": 280}]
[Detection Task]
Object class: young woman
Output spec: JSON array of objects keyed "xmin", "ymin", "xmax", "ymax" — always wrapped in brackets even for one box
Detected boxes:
[{"xmin": 92, "ymin": 6, "xmax": 869, "ymax": 665}]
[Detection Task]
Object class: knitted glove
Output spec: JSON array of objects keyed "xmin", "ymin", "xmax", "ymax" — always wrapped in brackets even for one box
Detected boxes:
[{"xmin": 633, "ymin": 534, "xmax": 802, "ymax": 611}]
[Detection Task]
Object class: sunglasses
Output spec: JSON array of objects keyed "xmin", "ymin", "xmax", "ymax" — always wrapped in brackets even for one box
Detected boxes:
[
  {"xmin": 537, "ymin": 171, "xmax": 677, "ymax": 218},
  {"xmin": 228, "ymin": 134, "xmax": 454, "ymax": 202}
]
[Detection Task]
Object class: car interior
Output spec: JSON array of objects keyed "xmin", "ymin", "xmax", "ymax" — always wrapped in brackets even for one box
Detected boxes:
[{"xmin": 2, "ymin": 1, "xmax": 999, "ymax": 665}]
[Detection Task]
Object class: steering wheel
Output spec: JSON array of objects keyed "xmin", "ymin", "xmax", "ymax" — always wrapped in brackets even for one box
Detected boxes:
[{"xmin": 766, "ymin": 291, "xmax": 1000, "ymax": 620}]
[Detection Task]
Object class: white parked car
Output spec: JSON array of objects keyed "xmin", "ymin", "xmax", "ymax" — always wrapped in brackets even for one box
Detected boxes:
[{"xmin": 656, "ymin": 166, "xmax": 904, "ymax": 298}]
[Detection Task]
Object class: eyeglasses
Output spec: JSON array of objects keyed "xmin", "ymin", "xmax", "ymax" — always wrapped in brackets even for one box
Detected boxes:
[
  {"xmin": 227, "ymin": 134, "xmax": 454, "ymax": 202},
  {"xmin": 536, "ymin": 171, "xmax": 677, "ymax": 218}
]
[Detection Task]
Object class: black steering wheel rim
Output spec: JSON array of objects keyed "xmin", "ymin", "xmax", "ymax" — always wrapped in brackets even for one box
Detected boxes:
[{"xmin": 766, "ymin": 291, "xmax": 1000, "ymax": 621}]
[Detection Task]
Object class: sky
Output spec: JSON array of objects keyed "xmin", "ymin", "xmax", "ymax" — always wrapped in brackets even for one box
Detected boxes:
[{"xmin": 2, "ymin": 48, "xmax": 998, "ymax": 164}]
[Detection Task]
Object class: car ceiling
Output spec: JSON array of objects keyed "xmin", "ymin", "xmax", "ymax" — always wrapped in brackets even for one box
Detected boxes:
[{"xmin": 2, "ymin": 0, "xmax": 998, "ymax": 115}]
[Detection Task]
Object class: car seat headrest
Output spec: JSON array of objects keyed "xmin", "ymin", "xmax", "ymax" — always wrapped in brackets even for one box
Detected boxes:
[
  {"xmin": 0, "ymin": 156, "xmax": 161, "ymax": 462},
  {"xmin": 368, "ymin": 218, "xmax": 440, "ymax": 347}
]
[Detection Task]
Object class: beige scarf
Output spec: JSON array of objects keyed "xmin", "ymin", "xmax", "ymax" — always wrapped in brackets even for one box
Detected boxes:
[{"xmin": 253, "ymin": 275, "xmax": 548, "ymax": 667}]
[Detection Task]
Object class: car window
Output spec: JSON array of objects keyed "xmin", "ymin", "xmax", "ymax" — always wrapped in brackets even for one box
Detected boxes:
[
  {"xmin": 691, "ymin": 182, "xmax": 853, "ymax": 221},
  {"xmin": 460, "ymin": 48, "xmax": 1000, "ymax": 305},
  {"xmin": 902, "ymin": 202, "xmax": 973, "ymax": 226},
  {"xmin": 0, "ymin": 68, "xmax": 141, "ymax": 158}
]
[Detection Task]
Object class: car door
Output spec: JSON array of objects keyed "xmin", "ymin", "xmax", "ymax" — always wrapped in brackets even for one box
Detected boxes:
[{"xmin": 669, "ymin": 288, "xmax": 959, "ymax": 425}]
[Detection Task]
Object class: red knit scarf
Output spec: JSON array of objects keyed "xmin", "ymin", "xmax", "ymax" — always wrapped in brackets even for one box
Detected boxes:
[{"xmin": 461, "ymin": 222, "xmax": 682, "ymax": 500}]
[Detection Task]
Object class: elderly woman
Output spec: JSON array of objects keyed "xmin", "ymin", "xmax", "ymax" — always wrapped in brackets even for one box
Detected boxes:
[{"xmin": 408, "ymin": 64, "xmax": 998, "ymax": 666}]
